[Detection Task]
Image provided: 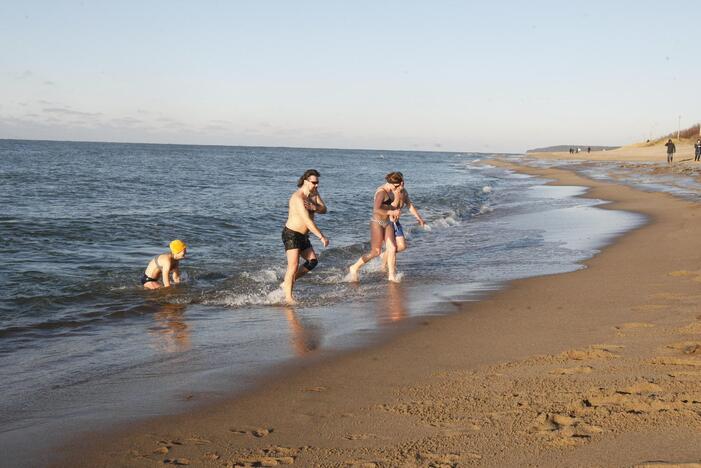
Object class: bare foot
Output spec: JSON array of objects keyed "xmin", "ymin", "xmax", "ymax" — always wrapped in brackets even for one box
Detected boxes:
[
  {"xmin": 285, "ymin": 295, "xmax": 297, "ymax": 305},
  {"xmin": 348, "ymin": 265, "xmax": 360, "ymax": 282}
]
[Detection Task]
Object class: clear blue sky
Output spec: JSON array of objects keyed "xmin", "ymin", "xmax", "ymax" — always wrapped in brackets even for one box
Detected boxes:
[{"xmin": 1, "ymin": 1, "xmax": 699, "ymax": 152}]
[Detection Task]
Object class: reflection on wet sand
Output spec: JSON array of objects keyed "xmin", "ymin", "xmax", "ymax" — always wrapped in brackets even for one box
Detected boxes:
[
  {"xmin": 378, "ymin": 282, "xmax": 408, "ymax": 325},
  {"xmin": 149, "ymin": 303, "xmax": 191, "ymax": 353},
  {"xmin": 283, "ymin": 306, "xmax": 321, "ymax": 356}
]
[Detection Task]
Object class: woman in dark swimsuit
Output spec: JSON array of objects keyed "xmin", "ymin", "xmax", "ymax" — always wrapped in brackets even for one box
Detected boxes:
[
  {"xmin": 348, "ymin": 172, "xmax": 402, "ymax": 283},
  {"xmin": 142, "ymin": 239, "xmax": 187, "ymax": 289}
]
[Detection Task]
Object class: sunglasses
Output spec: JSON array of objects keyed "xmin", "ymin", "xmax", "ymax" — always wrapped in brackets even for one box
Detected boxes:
[{"xmin": 308, "ymin": 179, "xmax": 319, "ymax": 185}]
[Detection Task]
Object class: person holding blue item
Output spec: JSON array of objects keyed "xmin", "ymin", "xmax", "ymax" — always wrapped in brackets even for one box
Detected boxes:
[{"xmin": 382, "ymin": 178, "xmax": 426, "ymax": 270}]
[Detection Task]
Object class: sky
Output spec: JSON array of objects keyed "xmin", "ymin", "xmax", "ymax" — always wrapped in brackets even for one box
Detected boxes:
[{"xmin": 1, "ymin": 1, "xmax": 700, "ymax": 153}]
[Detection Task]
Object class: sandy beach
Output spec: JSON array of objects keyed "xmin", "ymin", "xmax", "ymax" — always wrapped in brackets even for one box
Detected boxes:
[
  {"xmin": 55, "ymin": 161, "xmax": 701, "ymax": 467},
  {"xmin": 530, "ymin": 140, "xmax": 698, "ymax": 163}
]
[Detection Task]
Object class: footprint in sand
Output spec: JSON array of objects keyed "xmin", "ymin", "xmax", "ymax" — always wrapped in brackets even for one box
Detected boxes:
[
  {"xmin": 344, "ymin": 433, "xmax": 374, "ymax": 440},
  {"xmin": 561, "ymin": 345, "xmax": 622, "ymax": 361},
  {"xmin": 550, "ymin": 365, "xmax": 594, "ymax": 375},
  {"xmin": 618, "ymin": 381, "xmax": 663, "ymax": 395},
  {"xmin": 668, "ymin": 270, "xmax": 698, "ymax": 277},
  {"xmin": 635, "ymin": 463, "xmax": 701, "ymax": 468},
  {"xmin": 230, "ymin": 427, "xmax": 274, "ymax": 438},
  {"xmin": 666, "ymin": 342, "xmax": 701, "ymax": 355},
  {"xmin": 417, "ymin": 451, "xmax": 482, "ymax": 465},
  {"xmin": 616, "ymin": 322, "xmax": 655, "ymax": 330},
  {"xmin": 650, "ymin": 292, "xmax": 688, "ymax": 301},
  {"xmin": 228, "ymin": 455, "xmax": 295, "ymax": 466},
  {"xmin": 582, "ymin": 386, "xmax": 684, "ymax": 414},
  {"xmin": 530, "ymin": 412, "xmax": 603, "ymax": 446},
  {"xmin": 651, "ymin": 357, "xmax": 701, "ymax": 367},
  {"xmin": 429, "ymin": 421, "xmax": 481, "ymax": 435},
  {"xmin": 304, "ymin": 386, "xmax": 327, "ymax": 392},
  {"xmin": 668, "ymin": 370, "xmax": 701, "ymax": 379},
  {"xmin": 343, "ymin": 462, "xmax": 380, "ymax": 468},
  {"xmin": 163, "ymin": 459, "xmax": 191, "ymax": 466},
  {"xmin": 677, "ymin": 321, "xmax": 701, "ymax": 335},
  {"xmin": 632, "ymin": 304, "xmax": 669, "ymax": 312},
  {"xmin": 185, "ymin": 436, "xmax": 211, "ymax": 445}
]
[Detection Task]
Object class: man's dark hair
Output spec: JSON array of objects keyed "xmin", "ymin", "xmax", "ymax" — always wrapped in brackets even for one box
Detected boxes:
[{"xmin": 297, "ymin": 169, "xmax": 320, "ymax": 187}]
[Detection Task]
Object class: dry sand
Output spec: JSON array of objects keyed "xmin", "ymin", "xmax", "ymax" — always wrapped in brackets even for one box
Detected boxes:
[
  {"xmin": 56, "ymin": 162, "xmax": 701, "ymax": 467},
  {"xmin": 531, "ymin": 140, "xmax": 698, "ymax": 163}
]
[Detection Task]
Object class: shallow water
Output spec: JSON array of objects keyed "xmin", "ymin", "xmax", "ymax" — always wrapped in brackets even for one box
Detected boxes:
[{"xmin": 0, "ymin": 140, "xmax": 644, "ymax": 466}]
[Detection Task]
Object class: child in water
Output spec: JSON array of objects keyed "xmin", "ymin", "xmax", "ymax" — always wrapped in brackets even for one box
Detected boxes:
[{"xmin": 142, "ymin": 240, "xmax": 187, "ymax": 289}]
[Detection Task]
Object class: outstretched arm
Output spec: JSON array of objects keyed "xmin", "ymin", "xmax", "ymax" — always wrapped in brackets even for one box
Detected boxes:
[{"xmin": 405, "ymin": 193, "xmax": 426, "ymax": 226}]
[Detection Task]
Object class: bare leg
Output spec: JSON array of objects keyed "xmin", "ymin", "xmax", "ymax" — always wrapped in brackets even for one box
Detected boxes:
[
  {"xmin": 283, "ymin": 249, "xmax": 300, "ymax": 304},
  {"xmin": 380, "ymin": 236, "xmax": 405, "ymax": 271},
  {"xmin": 349, "ymin": 221, "xmax": 385, "ymax": 282},
  {"xmin": 384, "ymin": 225, "xmax": 399, "ymax": 282},
  {"xmin": 294, "ymin": 248, "xmax": 317, "ymax": 280},
  {"xmin": 143, "ymin": 281, "xmax": 162, "ymax": 290}
]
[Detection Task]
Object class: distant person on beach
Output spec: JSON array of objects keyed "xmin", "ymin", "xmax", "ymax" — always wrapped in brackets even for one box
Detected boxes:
[
  {"xmin": 665, "ymin": 139, "xmax": 676, "ymax": 164},
  {"xmin": 380, "ymin": 179, "xmax": 426, "ymax": 269},
  {"xmin": 142, "ymin": 240, "xmax": 187, "ymax": 289},
  {"xmin": 348, "ymin": 171, "xmax": 403, "ymax": 283},
  {"xmin": 695, "ymin": 138, "xmax": 701, "ymax": 162},
  {"xmin": 282, "ymin": 169, "xmax": 329, "ymax": 304},
  {"xmin": 587, "ymin": 146, "xmax": 591, "ymax": 154}
]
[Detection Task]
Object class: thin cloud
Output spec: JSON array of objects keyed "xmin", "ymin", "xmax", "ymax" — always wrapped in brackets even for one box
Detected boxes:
[
  {"xmin": 110, "ymin": 116, "xmax": 142, "ymax": 126},
  {"xmin": 14, "ymin": 70, "xmax": 33, "ymax": 80},
  {"xmin": 43, "ymin": 107, "xmax": 102, "ymax": 118}
]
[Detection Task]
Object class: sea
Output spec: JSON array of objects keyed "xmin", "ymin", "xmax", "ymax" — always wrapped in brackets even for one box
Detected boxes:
[{"xmin": 0, "ymin": 140, "xmax": 645, "ymax": 466}]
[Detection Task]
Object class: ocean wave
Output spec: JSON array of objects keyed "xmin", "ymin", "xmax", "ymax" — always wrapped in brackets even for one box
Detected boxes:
[
  {"xmin": 201, "ymin": 287, "xmax": 286, "ymax": 307},
  {"xmin": 240, "ymin": 268, "xmax": 281, "ymax": 283}
]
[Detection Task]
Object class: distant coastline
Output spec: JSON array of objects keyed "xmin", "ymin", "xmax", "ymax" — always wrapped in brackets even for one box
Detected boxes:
[{"xmin": 527, "ymin": 144, "xmax": 619, "ymax": 153}]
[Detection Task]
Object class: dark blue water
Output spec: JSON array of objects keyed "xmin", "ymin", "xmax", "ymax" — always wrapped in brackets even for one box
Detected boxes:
[{"xmin": 0, "ymin": 140, "xmax": 644, "ymax": 466}]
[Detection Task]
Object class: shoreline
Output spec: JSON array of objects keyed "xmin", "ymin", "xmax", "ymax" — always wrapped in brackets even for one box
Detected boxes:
[{"xmin": 57, "ymin": 161, "xmax": 701, "ymax": 467}]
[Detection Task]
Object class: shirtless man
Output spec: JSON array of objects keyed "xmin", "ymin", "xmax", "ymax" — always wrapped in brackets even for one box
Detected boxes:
[
  {"xmin": 142, "ymin": 239, "xmax": 187, "ymax": 289},
  {"xmin": 281, "ymin": 169, "xmax": 329, "ymax": 304}
]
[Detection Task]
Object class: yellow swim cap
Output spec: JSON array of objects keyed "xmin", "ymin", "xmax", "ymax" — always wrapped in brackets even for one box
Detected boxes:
[{"xmin": 169, "ymin": 239, "xmax": 187, "ymax": 255}]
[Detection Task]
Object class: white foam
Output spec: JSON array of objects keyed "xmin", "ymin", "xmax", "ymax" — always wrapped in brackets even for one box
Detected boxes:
[
  {"xmin": 202, "ymin": 287, "xmax": 285, "ymax": 307},
  {"xmin": 433, "ymin": 216, "xmax": 458, "ymax": 228},
  {"xmin": 479, "ymin": 204, "xmax": 493, "ymax": 214},
  {"xmin": 482, "ymin": 186, "xmax": 492, "ymax": 193},
  {"xmin": 389, "ymin": 271, "xmax": 404, "ymax": 283},
  {"xmin": 241, "ymin": 269, "xmax": 280, "ymax": 283}
]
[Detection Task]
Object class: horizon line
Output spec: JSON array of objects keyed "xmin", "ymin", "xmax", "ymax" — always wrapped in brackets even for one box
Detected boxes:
[{"xmin": 0, "ymin": 137, "xmax": 521, "ymax": 156}]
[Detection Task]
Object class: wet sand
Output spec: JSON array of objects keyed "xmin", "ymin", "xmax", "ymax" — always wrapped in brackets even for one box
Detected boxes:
[{"xmin": 56, "ymin": 161, "xmax": 701, "ymax": 467}]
